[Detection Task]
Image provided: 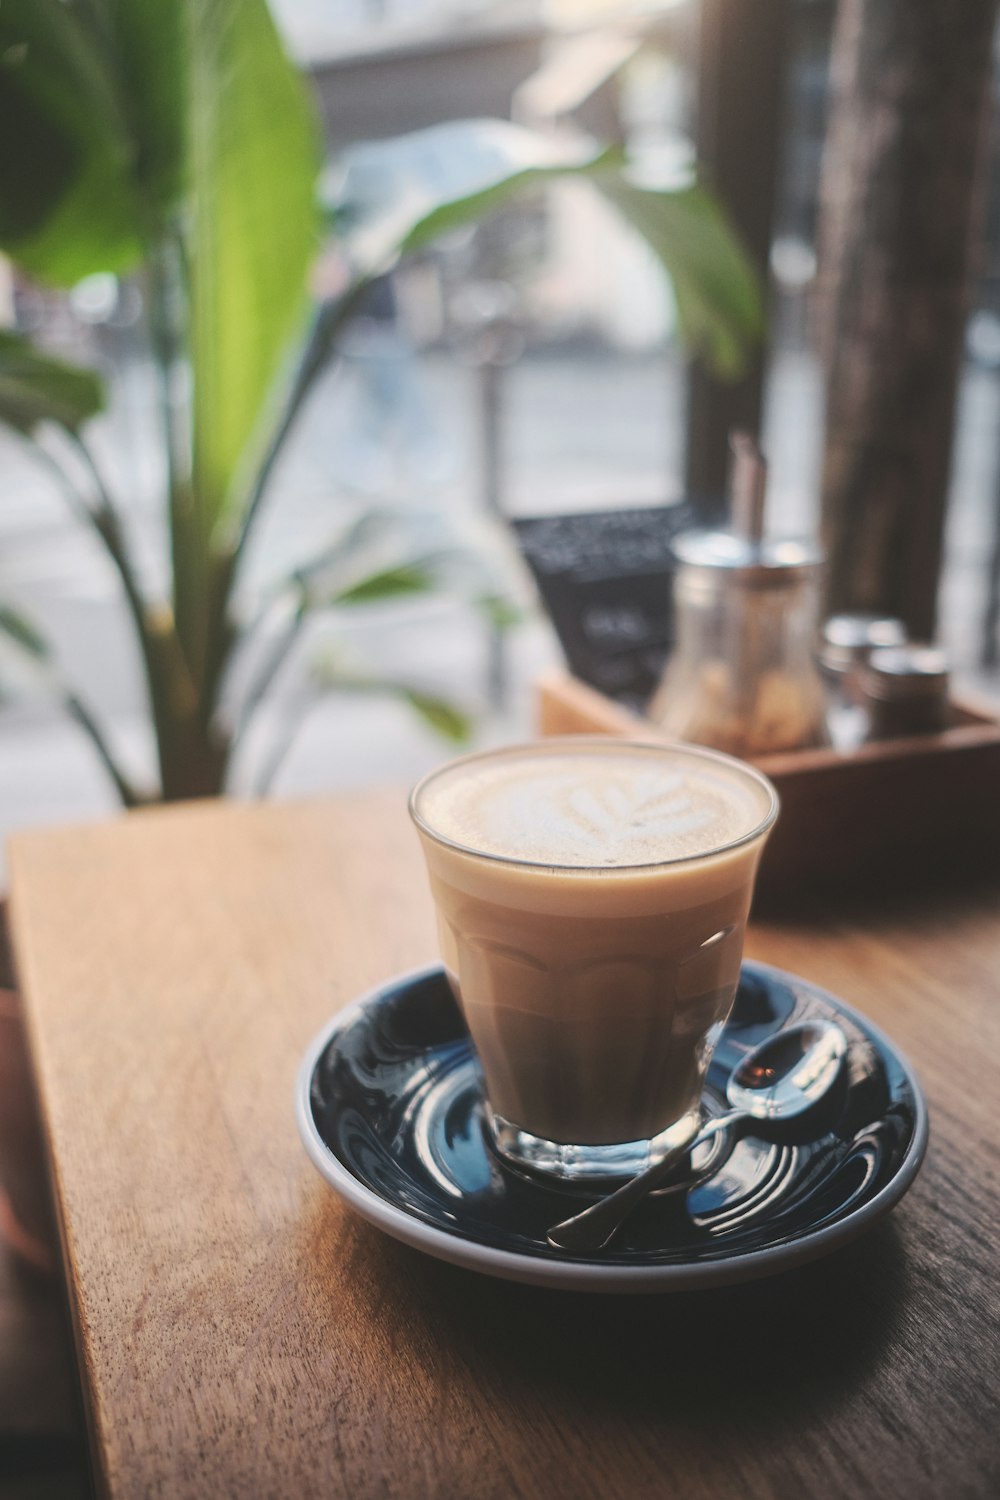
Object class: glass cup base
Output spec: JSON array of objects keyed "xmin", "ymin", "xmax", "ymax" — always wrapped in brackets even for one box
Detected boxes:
[{"xmin": 486, "ymin": 1105, "xmax": 703, "ymax": 1184}]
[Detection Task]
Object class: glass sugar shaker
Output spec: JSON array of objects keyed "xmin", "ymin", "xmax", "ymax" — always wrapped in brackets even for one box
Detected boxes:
[{"xmin": 650, "ymin": 434, "xmax": 829, "ymax": 757}]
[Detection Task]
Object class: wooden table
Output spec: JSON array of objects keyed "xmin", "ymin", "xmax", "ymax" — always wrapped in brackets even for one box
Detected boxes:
[{"xmin": 7, "ymin": 792, "xmax": 999, "ymax": 1499}]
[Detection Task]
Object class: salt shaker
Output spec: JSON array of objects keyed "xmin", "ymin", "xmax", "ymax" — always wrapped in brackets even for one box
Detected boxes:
[
  {"xmin": 820, "ymin": 613, "xmax": 908, "ymax": 750},
  {"xmin": 651, "ymin": 435, "xmax": 829, "ymax": 757},
  {"xmin": 820, "ymin": 614, "xmax": 908, "ymax": 698}
]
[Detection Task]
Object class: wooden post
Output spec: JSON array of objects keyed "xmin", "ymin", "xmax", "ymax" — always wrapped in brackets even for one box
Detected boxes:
[
  {"xmin": 683, "ymin": 0, "xmax": 793, "ymax": 504},
  {"xmin": 817, "ymin": 0, "xmax": 999, "ymax": 637}
]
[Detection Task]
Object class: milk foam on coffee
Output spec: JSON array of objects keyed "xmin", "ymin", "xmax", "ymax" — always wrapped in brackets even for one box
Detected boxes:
[
  {"xmin": 411, "ymin": 742, "xmax": 777, "ymax": 1164},
  {"xmin": 418, "ymin": 745, "xmax": 767, "ymax": 867}
]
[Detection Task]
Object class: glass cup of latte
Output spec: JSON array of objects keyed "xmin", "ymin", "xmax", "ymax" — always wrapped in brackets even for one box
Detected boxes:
[{"xmin": 409, "ymin": 738, "xmax": 778, "ymax": 1182}]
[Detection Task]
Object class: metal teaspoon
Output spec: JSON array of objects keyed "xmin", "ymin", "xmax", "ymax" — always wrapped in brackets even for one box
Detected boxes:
[{"xmin": 546, "ymin": 1019, "xmax": 848, "ymax": 1255}]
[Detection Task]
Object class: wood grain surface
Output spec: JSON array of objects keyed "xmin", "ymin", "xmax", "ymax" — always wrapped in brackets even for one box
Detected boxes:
[{"xmin": 6, "ymin": 791, "xmax": 1000, "ymax": 1500}]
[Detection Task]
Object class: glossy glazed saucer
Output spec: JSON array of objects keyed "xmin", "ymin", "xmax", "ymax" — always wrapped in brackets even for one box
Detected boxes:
[{"xmin": 295, "ymin": 962, "xmax": 928, "ymax": 1292}]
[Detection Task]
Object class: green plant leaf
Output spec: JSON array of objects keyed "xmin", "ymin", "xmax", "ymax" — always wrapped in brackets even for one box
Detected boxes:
[
  {"xmin": 595, "ymin": 176, "xmax": 763, "ymax": 379},
  {"xmin": 0, "ymin": 601, "xmax": 62, "ymax": 708},
  {"xmin": 330, "ymin": 563, "xmax": 438, "ymax": 607},
  {"xmin": 334, "ymin": 120, "xmax": 761, "ymax": 379},
  {"xmin": 0, "ymin": 330, "xmax": 105, "ymax": 436},
  {"xmin": 187, "ymin": 0, "xmax": 321, "ymax": 538},
  {"xmin": 0, "ymin": 0, "xmax": 145, "ymax": 282},
  {"xmin": 288, "ymin": 506, "xmax": 522, "ymax": 618},
  {"xmin": 96, "ymin": 0, "xmax": 186, "ymax": 217},
  {"xmin": 290, "ymin": 508, "xmax": 428, "ymax": 608},
  {"xmin": 0, "ymin": 604, "xmax": 50, "ymax": 662},
  {"xmin": 472, "ymin": 593, "xmax": 524, "ymax": 632},
  {"xmin": 398, "ymin": 689, "xmax": 472, "ymax": 743},
  {"xmin": 253, "ymin": 657, "xmax": 472, "ymax": 793},
  {"xmin": 329, "ymin": 673, "xmax": 473, "ymax": 744},
  {"xmin": 247, "ymin": 122, "xmax": 762, "ymax": 579},
  {"xmin": 304, "ymin": 550, "xmax": 466, "ymax": 610},
  {"xmin": 310, "ymin": 649, "xmax": 473, "ymax": 744},
  {"xmin": 0, "ymin": 604, "xmax": 54, "ymax": 706},
  {"xmin": 335, "ymin": 118, "xmax": 622, "ymax": 277}
]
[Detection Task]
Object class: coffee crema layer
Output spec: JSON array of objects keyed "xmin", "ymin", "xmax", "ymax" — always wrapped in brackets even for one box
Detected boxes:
[{"xmin": 415, "ymin": 742, "xmax": 771, "ymax": 867}]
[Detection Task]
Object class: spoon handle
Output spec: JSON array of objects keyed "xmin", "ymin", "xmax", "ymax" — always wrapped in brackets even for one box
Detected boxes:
[{"xmin": 546, "ymin": 1112, "xmax": 739, "ymax": 1255}]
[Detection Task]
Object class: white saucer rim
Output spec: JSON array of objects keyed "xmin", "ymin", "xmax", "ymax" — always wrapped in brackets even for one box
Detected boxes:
[{"xmin": 294, "ymin": 962, "xmax": 929, "ymax": 1293}]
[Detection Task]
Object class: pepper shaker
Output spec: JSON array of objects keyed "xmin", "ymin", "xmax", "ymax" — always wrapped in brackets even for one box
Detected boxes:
[{"xmin": 862, "ymin": 644, "xmax": 950, "ymax": 739}]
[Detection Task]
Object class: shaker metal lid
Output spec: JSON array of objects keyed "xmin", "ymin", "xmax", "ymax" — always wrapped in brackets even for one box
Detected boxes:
[
  {"xmin": 863, "ymin": 643, "xmax": 950, "ymax": 700},
  {"xmin": 672, "ymin": 529, "xmax": 823, "ymax": 581},
  {"xmin": 821, "ymin": 613, "xmax": 908, "ymax": 673}
]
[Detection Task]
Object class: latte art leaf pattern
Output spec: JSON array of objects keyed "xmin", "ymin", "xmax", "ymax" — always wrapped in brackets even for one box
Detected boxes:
[
  {"xmin": 563, "ymin": 777, "xmax": 714, "ymax": 862},
  {"xmin": 417, "ymin": 745, "xmax": 770, "ymax": 867},
  {"xmin": 480, "ymin": 766, "xmax": 743, "ymax": 865}
]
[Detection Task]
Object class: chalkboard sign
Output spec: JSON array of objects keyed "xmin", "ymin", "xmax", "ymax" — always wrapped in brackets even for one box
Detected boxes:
[{"xmin": 511, "ymin": 502, "xmax": 714, "ymax": 709}]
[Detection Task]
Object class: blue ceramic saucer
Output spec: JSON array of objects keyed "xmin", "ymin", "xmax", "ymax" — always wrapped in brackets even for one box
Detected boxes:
[{"xmin": 295, "ymin": 962, "xmax": 927, "ymax": 1292}]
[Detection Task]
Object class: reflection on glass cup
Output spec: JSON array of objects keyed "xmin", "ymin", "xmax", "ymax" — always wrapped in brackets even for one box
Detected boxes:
[{"xmin": 409, "ymin": 739, "xmax": 778, "ymax": 1182}]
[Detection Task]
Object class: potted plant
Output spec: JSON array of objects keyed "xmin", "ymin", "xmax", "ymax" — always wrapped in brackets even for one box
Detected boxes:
[{"xmin": 0, "ymin": 0, "xmax": 761, "ymax": 804}]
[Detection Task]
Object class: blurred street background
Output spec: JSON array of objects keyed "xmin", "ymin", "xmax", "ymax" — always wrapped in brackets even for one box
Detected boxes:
[{"xmin": 3, "ymin": 0, "xmax": 1000, "ymax": 876}]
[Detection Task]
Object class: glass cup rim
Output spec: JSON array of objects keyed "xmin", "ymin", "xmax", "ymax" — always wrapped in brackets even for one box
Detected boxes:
[{"xmin": 408, "ymin": 736, "xmax": 779, "ymax": 874}]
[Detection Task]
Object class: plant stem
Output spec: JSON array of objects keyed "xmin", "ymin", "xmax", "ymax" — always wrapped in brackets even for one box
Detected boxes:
[
  {"xmin": 64, "ymin": 694, "xmax": 146, "ymax": 808},
  {"xmin": 32, "ymin": 431, "xmax": 164, "ymax": 689},
  {"xmin": 232, "ymin": 280, "xmax": 370, "ymax": 567},
  {"xmin": 67, "ymin": 433, "xmax": 150, "ymax": 630},
  {"xmin": 200, "ymin": 282, "xmax": 370, "ymax": 743},
  {"xmin": 231, "ymin": 597, "xmax": 307, "ymax": 746},
  {"xmin": 12, "ymin": 433, "xmax": 196, "ymax": 802},
  {"xmin": 41, "ymin": 430, "xmax": 207, "ymax": 801},
  {"xmin": 65, "ymin": 431, "xmax": 205, "ymax": 787},
  {"xmin": 146, "ymin": 236, "xmax": 199, "ymax": 671},
  {"xmin": 27, "ymin": 440, "xmax": 99, "ymax": 531},
  {"xmin": 251, "ymin": 693, "xmax": 315, "ymax": 796}
]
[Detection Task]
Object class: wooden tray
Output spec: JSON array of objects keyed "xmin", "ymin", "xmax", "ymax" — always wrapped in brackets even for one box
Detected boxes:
[{"xmin": 537, "ymin": 672, "xmax": 1000, "ymax": 904}]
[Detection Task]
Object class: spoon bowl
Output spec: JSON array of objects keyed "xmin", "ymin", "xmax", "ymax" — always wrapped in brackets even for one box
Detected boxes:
[
  {"xmin": 546, "ymin": 1019, "xmax": 848, "ymax": 1255},
  {"xmin": 727, "ymin": 1019, "xmax": 850, "ymax": 1138}
]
